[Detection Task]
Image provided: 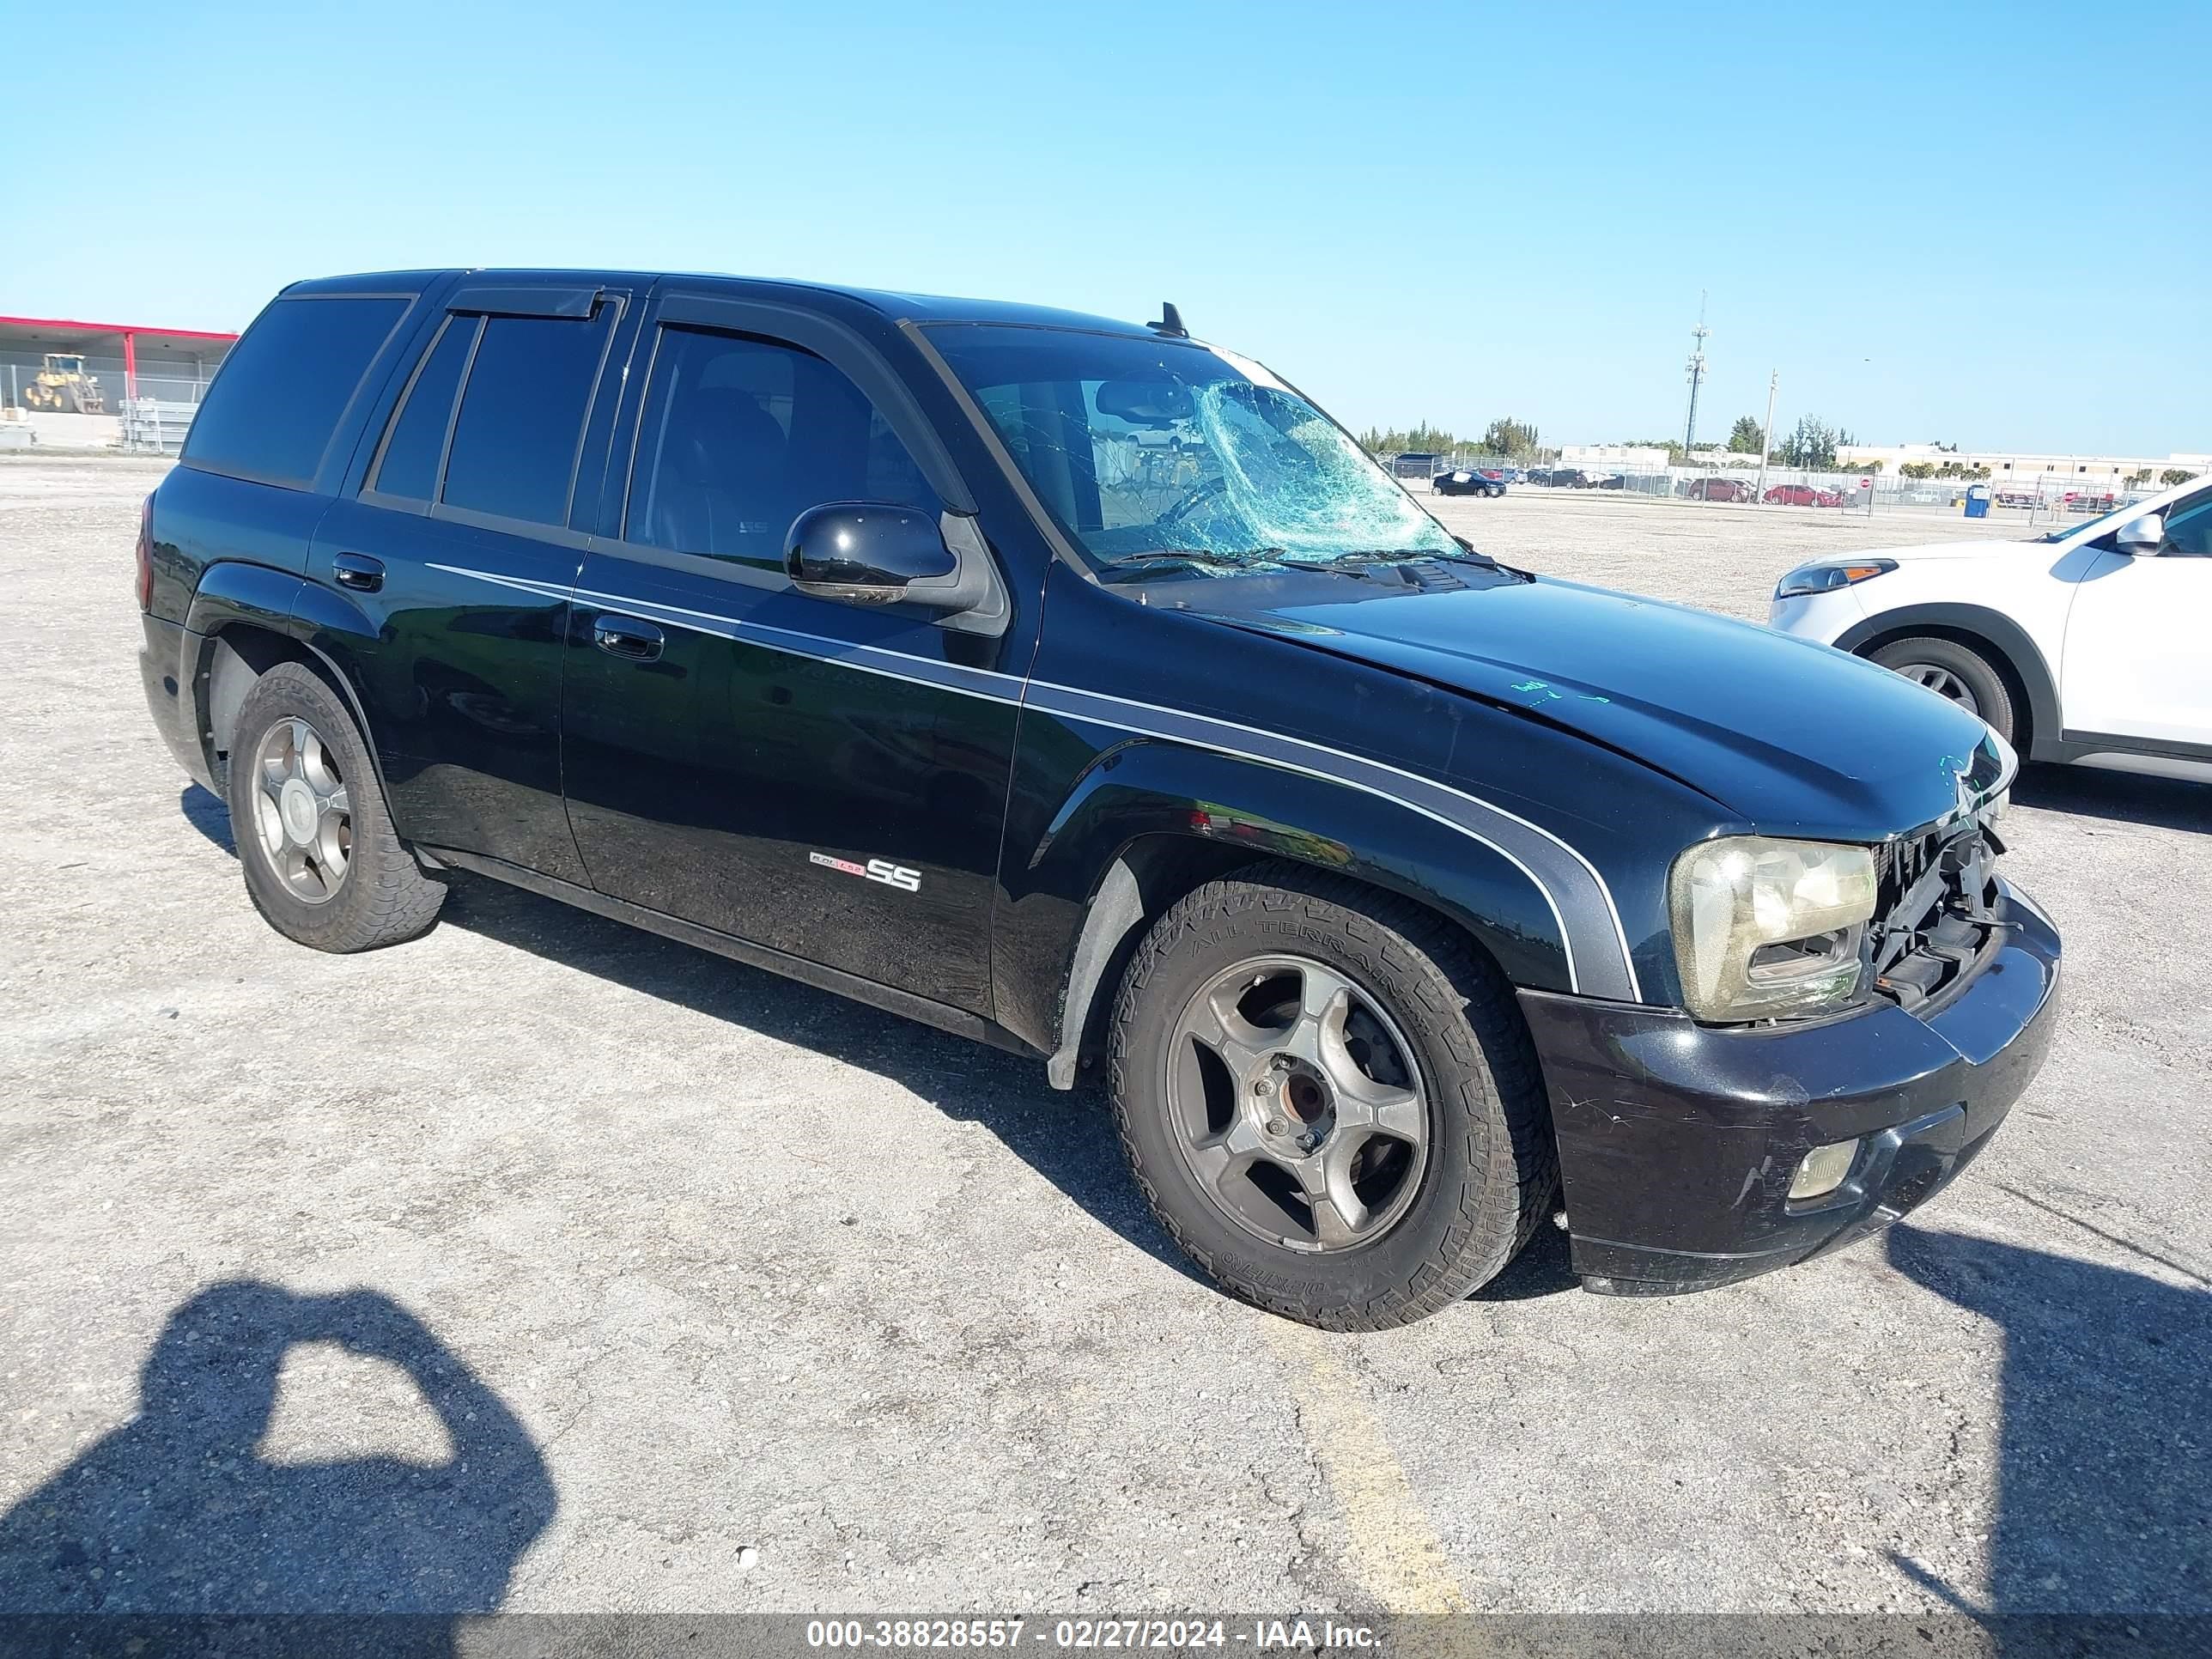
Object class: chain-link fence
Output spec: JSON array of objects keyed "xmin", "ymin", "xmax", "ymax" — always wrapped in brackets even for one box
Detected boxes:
[{"xmin": 1505, "ymin": 462, "xmax": 2164, "ymax": 523}]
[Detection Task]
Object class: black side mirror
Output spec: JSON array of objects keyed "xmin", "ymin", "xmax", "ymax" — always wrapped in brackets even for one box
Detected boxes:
[{"xmin": 785, "ymin": 502, "xmax": 957, "ymax": 606}]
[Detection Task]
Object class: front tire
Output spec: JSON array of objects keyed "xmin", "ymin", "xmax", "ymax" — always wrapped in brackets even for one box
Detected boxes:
[
  {"xmin": 1868, "ymin": 635, "xmax": 2017, "ymax": 744},
  {"xmin": 1107, "ymin": 864, "xmax": 1557, "ymax": 1330},
  {"xmin": 223, "ymin": 661, "xmax": 445, "ymax": 952}
]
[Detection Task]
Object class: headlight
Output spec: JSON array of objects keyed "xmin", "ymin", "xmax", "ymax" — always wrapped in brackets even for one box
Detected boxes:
[
  {"xmin": 1774, "ymin": 559, "xmax": 1897, "ymax": 599},
  {"xmin": 1668, "ymin": 837, "xmax": 1877, "ymax": 1022}
]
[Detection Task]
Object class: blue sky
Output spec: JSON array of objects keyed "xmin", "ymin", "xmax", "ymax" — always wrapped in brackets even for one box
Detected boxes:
[{"xmin": 14, "ymin": 1, "xmax": 2207, "ymax": 455}]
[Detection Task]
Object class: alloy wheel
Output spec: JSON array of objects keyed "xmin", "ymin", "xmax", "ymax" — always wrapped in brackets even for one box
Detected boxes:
[
  {"xmin": 249, "ymin": 715, "xmax": 352, "ymax": 903},
  {"xmin": 1893, "ymin": 662, "xmax": 1980, "ymax": 717},
  {"xmin": 1164, "ymin": 955, "xmax": 1430, "ymax": 1253}
]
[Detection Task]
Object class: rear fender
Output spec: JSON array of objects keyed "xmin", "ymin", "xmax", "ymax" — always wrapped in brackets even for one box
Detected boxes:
[{"xmin": 184, "ymin": 562, "xmax": 396, "ymax": 804}]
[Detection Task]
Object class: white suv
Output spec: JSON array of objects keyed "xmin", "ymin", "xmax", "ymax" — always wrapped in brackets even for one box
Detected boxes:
[{"xmin": 1769, "ymin": 475, "xmax": 2212, "ymax": 782}]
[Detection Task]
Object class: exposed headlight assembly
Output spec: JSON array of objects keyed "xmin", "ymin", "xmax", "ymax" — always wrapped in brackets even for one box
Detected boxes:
[
  {"xmin": 1774, "ymin": 559, "xmax": 1897, "ymax": 599},
  {"xmin": 1669, "ymin": 837, "xmax": 1878, "ymax": 1022}
]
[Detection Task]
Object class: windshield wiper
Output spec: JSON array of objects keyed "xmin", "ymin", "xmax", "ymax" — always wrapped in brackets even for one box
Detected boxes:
[
  {"xmin": 1305, "ymin": 546, "xmax": 1527, "ymax": 580},
  {"xmin": 1097, "ymin": 549, "xmax": 1285, "ymax": 583}
]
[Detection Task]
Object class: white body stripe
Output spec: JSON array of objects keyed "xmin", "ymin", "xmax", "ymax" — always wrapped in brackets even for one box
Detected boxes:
[{"xmin": 423, "ymin": 561, "xmax": 1644, "ymax": 999}]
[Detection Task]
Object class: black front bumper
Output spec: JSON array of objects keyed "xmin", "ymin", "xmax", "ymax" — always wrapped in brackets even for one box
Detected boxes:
[{"xmin": 1517, "ymin": 881, "xmax": 2061, "ymax": 1295}]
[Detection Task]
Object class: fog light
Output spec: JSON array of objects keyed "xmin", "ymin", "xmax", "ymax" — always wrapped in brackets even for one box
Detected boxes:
[{"xmin": 1789, "ymin": 1138, "xmax": 1860, "ymax": 1200}]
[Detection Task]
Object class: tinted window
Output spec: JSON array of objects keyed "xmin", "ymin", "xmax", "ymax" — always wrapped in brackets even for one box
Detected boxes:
[
  {"xmin": 2160, "ymin": 487, "xmax": 2212, "ymax": 557},
  {"xmin": 441, "ymin": 311, "xmax": 614, "ymax": 526},
  {"xmin": 626, "ymin": 325, "xmax": 939, "ymax": 570},
  {"xmin": 184, "ymin": 295, "xmax": 409, "ymax": 487},
  {"xmin": 369, "ymin": 315, "xmax": 477, "ymax": 501}
]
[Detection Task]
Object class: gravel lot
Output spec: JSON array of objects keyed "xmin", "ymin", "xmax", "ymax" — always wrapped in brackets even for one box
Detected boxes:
[{"xmin": 2, "ymin": 457, "xmax": 2205, "ymax": 1624}]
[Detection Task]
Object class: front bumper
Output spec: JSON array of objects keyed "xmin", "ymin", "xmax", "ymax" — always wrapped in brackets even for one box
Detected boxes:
[
  {"xmin": 1766, "ymin": 585, "xmax": 1866, "ymax": 645},
  {"xmin": 1516, "ymin": 880, "xmax": 2060, "ymax": 1295}
]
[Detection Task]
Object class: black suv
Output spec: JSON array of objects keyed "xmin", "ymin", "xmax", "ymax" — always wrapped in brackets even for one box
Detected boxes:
[{"xmin": 137, "ymin": 270, "xmax": 2059, "ymax": 1328}]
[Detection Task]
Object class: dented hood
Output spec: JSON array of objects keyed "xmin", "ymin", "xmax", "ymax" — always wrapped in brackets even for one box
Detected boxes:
[{"xmin": 1210, "ymin": 573, "xmax": 2006, "ymax": 842}]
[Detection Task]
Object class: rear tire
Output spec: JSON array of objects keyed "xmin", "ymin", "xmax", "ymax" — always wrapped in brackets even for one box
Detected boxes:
[
  {"xmin": 1107, "ymin": 863, "xmax": 1558, "ymax": 1330},
  {"xmin": 1868, "ymin": 635, "xmax": 2016, "ymax": 744},
  {"xmin": 224, "ymin": 662, "xmax": 445, "ymax": 952}
]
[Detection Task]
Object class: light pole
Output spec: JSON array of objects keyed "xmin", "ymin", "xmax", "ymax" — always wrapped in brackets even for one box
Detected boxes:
[
  {"xmin": 1681, "ymin": 292, "xmax": 1710, "ymax": 458},
  {"xmin": 1754, "ymin": 368, "xmax": 1778, "ymax": 504}
]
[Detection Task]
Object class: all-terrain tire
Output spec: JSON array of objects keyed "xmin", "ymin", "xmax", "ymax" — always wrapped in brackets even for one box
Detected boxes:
[
  {"xmin": 1868, "ymin": 635, "xmax": 2017, "ymax": 744},
  {"xmin": 224, "ymin": 661, "xmax": 445, "ymax": 952},
  {"xmin": 1107, "ymin": 861, "xmax": 1558, "ymax": 1330}
]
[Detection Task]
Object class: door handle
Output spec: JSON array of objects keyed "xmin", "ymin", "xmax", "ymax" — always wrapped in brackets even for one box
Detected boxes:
[
  {"xmin": 331, "ymin": 552, "xmax": 384, "ymax": 593},
  {"xmin": 594, "ymin": 615, "xmax": 665, "ymax": 662}
]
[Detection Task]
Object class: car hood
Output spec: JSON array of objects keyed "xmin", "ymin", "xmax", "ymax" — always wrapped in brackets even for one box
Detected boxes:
[
  {"xmin": 1865, "ymin": 538, "xmax": 2044, "ymax": 562},
  {"xmin": 1200, "ymin": 570, "xmax": 2008, "ymax": 842}
]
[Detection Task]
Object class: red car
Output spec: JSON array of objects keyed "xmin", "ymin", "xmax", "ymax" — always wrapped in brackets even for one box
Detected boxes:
[
  {"xmin": 1764, "ymin": 483, "xmax": 1847, "ymax": 507},
  {"xmin": 1684, "ymin": 477, "xmax": 1752, "ymax": 501}
]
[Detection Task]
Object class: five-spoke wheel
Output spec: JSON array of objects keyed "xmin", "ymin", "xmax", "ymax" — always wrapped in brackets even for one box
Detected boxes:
[
  {"xmin": 224, "ymin": 661, "xmax": 444, "ymax": 952},
  {"xmin": 1168, "ymin": 956, "xmax": 1428, "ymax": 1252},
  {"xmin": 1109, "ymin": 864, "xmax": 1558, "ymax": 1329},
  {"xmin": 249, "ymin": 715, "xmax": 353, "ymax": 903}
]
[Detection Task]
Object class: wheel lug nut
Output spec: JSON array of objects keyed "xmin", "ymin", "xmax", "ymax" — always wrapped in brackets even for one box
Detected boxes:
[{"xmin": 1266, "ymin": 1118, "xmax": 1286, "ymax": 1136}]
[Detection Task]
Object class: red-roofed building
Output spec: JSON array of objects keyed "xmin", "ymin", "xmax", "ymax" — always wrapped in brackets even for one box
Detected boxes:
[{"xmin": 1, "ymin": 313, "xmax": 239, "ymax": 414}]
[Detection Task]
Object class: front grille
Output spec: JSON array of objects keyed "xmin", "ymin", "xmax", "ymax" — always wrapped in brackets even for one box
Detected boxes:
[{"xmin": 1867, "ymin": 816, "xmax": 2004, "ymax": 1012}]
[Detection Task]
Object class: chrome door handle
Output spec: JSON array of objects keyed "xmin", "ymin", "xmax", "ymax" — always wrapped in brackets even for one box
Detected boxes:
[
  {"xmin": 331, "ymin": 552, "xmax": 384, "ymax": 592},
  {"xmin": 593, "ymin": 616, "xmax": 664, "ymax": 661}
]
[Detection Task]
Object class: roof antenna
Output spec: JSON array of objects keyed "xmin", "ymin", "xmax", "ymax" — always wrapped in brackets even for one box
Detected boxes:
[{"xmin": 1149, "ymin": 301, "xmax": 1188, "ymax": 338}]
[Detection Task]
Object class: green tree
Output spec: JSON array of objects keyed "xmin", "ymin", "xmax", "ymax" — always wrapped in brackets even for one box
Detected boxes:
[
  {"xmin": 1480, "ymin": 417, "xmax": 1540, "ymax": 456},
  {"xmin": 2161, "ymin": 468, "xmax": 2197, "ymax": 486},
  {"xmin": 1774, "ymin": 415, "xmax": 1844, "ymax": 470},
  {"xmin": 1357, "ymin": 422, "xmax": 1462, "ymax": 459},
  {"xmin": 1726, "ymin": 415, "xmax": 1765, "ymax": 453},
  {"xmin": 1900, "ymin": 461, "xmax": 1937, "ymax": 480}
]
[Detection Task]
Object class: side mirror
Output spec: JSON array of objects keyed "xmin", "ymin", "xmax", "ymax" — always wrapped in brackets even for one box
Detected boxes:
[
  {"xmin": 2113, "ymin": 513, "xmax": 2164, "ymax": 553},
  {"xmin": 785, "ymin": 502, "xmax": 957, "ymax": 606}
]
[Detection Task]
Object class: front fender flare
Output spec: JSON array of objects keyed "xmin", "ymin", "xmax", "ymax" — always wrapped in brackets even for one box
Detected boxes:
[{"xmin": 1021, "ymin": 738, "xmax": 1595, "ymax": 1084}]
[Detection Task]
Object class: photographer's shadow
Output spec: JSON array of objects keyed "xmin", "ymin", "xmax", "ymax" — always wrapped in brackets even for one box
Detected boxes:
[
  {"xmin": 1887, "ymin": 1224, "xmax": 2210, "ymax": 1614},
  {"xmin": 0, "ymin": 1281, "xmax": 554, "ymax": 1620}
]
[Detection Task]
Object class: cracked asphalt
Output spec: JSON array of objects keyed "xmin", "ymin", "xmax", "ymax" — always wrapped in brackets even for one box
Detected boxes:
[{"xmin": 1, "ymin": 456, "xmax": 2205, "ymax": 1619}]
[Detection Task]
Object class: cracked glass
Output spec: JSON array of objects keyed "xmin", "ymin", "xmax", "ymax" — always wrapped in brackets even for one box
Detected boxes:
[{"xmin": 931, "ymin": 325, "xmax": 1455, "ymax": 576}]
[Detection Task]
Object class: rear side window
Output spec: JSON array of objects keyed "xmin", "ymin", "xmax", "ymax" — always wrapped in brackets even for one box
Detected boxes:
[
  {"xmin": 625, "ymin": 325, "xmax": 939, "ymax": 570},
  {"xmin": 440, "ymin": 312, "xmax": 614, "ymax": 527},
  {"xmin": 184, "ymin": 295, "xmax": 410, "ymax": 487},
  {"xmin": 369, "ymin": 315, "xmax": 478, "ymax": 501}
]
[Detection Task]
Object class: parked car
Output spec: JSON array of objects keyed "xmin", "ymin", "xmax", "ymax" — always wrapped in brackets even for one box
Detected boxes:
[
  {"xmin": 1545, "ymin": 469, "xmax": 1595, "ymax": 489},
  {"xmin": 1683, "ymin": 477, "xmax": 1751, "ymax": 502},
  {"xmin": 1765, "ymin": 483, "xmax": 1847, "ymax": 507},
  {"xmin": 1591, "ymin": 472, "xmax": 1626, "ymax": 489},
  {"xmin": 1770, "ymin": 472, "xmax": 2212, "ymax": 775},
  {"xmin": 1431, "ymin": 467, "xmax": 1504, "ymax": 497},
  {"xmin": 139, "ymin": 268, "xmax": 2054, "ymax": 1328},
  {"xmin": 1993, "ymin": 489, "xmax": 2045, "ymax": 510}
]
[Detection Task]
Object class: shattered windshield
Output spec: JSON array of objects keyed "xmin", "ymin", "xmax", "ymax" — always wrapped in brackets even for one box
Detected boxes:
[{"xmin": 929, "ymin": 325, "xmax": 1457, "ymax": 575}]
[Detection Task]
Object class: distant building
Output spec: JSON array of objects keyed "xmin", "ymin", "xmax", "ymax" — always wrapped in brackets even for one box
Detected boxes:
[
  {"xmin": 1, "ymin": 313, "xmax": 240, "ymax": 453},
  {"xmin": 1558, "ymin": 444, "xmax": 1670, "ymax": 471},
  {"xmin": 1837, "ymin": 442, "xmax": 2209, "ymax": 485}
]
